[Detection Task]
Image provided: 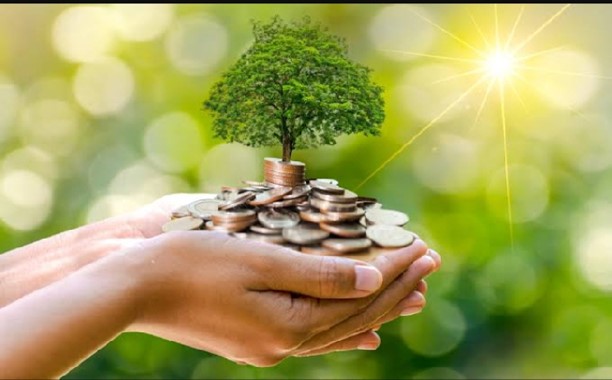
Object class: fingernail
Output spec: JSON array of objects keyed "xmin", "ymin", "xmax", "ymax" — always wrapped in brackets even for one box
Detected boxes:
[
  {"xmin": 358, "ymin": 333, "xmax": 381, "ymax": 350},
  {"xmin": 401, "ymin": 306, "xmax": 423, "ymax": 316},
  {"xmin": 405, "ymin": 290, "xmax": 425, "ymax": 306},
  {"xmin": 354, "ymin": 265, "xmax": 383, "ymax": 292},
  {"xmin": 414, "ymin": 256, "xmax": 436, "ymax": 273},
  {"xmin": 427, "ymin": 249, "xmax": 441, "ymax": 270}
]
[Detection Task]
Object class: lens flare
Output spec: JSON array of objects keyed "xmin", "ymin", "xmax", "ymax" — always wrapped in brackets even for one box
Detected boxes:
[{"xmin": 484, "ymin": 50, "xmax": 516, "ymax": 80}]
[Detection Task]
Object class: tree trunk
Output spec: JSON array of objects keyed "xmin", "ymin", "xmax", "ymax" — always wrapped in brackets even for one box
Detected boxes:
[{"xmin": 282, "ymin": 134, "xmax": 292, "ymax": 162}]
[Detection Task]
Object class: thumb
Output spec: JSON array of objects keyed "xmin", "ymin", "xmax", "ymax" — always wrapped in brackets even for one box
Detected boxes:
[{"xmin": 263, "ymin": 250, "xmax": 383, "ymax": 299}]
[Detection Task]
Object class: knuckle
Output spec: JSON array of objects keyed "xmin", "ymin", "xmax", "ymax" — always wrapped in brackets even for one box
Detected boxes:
[{"xmin": 318, "ymin": 257, "xmax": 346, "ymax": 297}]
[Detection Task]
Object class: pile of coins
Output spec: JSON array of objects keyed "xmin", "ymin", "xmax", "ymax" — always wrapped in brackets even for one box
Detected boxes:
[{"xmin": 163, "ymin": 158, "xmax": 416, "ymax": 261}]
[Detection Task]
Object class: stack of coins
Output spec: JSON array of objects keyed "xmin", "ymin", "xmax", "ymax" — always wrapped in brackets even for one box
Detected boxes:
[
  {"xmin": 264, "ymin": 158, "xmax": 305, "ymax": 187},
  {"xmin": 163, "ymin": 158, "xmax": 417, "ymax": 261}
]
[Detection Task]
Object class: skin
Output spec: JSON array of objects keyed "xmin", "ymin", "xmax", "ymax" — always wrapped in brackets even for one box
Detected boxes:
[{"xmin": 0, "ymin": 194, "xmax": 441, "ymax": 378}]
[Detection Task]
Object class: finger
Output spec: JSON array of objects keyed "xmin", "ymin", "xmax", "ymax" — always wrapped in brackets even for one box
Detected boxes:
[
  {"xmin": 293, "ymin": 239, "xmax": 429, "ymax": 326},
  {"xmin": 417, "ymin": 280, "xmax": 427, "ymax": 294},
  {"xmin": 294, "ymin": 255, "xmax": 435, "ymax": 354},
  {"xmin": 295, "ymin": 330, "xmax": 381, "ymax": 357},
  {"xmin": 257, "ymin": 248, "xmax": 383, "ymax": 299},
  {"xmin": 427, "ymin": 249, "xmax": 442, "ymax": 271},
  {"xmin": 372, "ymin": 290, "xmax": 426, "ymax": 328}
]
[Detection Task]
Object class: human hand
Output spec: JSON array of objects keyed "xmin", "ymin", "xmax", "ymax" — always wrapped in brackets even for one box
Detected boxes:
[{"xmin": 128, "ymin": 230, "xmax": 439, "ymax": 366}]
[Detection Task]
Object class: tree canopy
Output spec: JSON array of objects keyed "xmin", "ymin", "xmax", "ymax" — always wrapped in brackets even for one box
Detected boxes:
[{"xmin": 203, "ymin": 16, "xmax": 385, "ymax": 162}]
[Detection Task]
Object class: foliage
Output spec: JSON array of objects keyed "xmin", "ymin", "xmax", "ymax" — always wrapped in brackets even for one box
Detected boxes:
[{"xmin": 203, "ymin": 16, "xmax": 385, "ymax": 161}]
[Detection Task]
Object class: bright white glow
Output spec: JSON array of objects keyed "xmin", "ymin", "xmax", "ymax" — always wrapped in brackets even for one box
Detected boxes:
[
  {"xmin": 110, "ymin": 4, "xmax": 174, "ymax": 42},
  {"xmin": 484, "ymin": 50, "xmax": 516, "ymax": 79},
  {"xmin": 52, "ymin": 6, "xmax": 115, "ymax": 63},
  {"xmin": 73, "ymin": 57, "xmax": 134, "ymax": 116}
]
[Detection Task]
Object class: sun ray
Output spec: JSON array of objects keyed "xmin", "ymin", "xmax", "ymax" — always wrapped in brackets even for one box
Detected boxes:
[
  {"xmin": 512, "ymin": 4, "xmax": 571, "ymax": 54},
  {"xmin": 356, "ymin": 77, "xmax": 487, "ymax": 190},
  {"xmin": 517, "ymin": 64, "xmax": 612, "ymax": 79},
  {"xmin": 470, "ymin": 80, "xmax": 496, "ymax": 132},
  {"xmin": 409, "ymin": 8, "xmax": 485, "ymax": 57},
  {"xmin": 380, "ymin": 49, "xmax": 480, "ymax": 64},
  {"xmin": 508, "ymin": 80, "xmax": 528, "ymax": 112},
  {"xmin": 505, "ymin": 5, "xmax": 525, "ymax": 49},
  {"xmin": 495, "ymin": 4, "xmax": 500, "ymax": 49},
  {"xmin": 431, "ymin": 68, "xmax": 484, "ymax": 85},
  {"xmin": 516, "ymin": 45, "xmax": 567, "ymax": 62},
  {"xmin": 470, "ymin": 12, "xmax": 491, "ymax": 50},
  {"xmin": 498, "ymin": 81, "xmax": 515, "ymax": 249}
]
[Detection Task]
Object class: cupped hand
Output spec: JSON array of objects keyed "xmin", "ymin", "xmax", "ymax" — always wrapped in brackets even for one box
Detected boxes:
[{"xmin": 128, "ymin": 230, "xmax": 439, "ymax": 366}]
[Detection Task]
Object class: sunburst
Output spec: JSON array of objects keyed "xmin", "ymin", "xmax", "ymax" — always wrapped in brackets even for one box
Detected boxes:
[{"xmin": 357, "ymin": 4, "xmax": 608, "ymax": 247}]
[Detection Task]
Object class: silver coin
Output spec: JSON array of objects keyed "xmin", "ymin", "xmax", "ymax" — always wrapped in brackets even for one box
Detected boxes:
[
  {"xmin": 320, "ymin": 222, "xmax": 366, "ymax": 238},
  {"xmin": 365, "ymin": 209, "xmax": 409, "ymax": 226},
  {"xmin": 282, "ymin": 223, "xmax": 330, "ymax": 245},
  {"xmin": 366, "ymin": 224, "xmax": 415, "ymax": 248},
  {"xmin": 188, "ymin": 199, "xmax": 222, "ymax": 219},
  {"xmin": 258, "ymin": 209, "xmax": 300, "ymax": 229},
  {"xmin": 249, "ymin": 224, "xmax": 282, "ymax": 235},
  {"xmin": 310, "ymin": 180, "xmax": 345, "ymax": 195},
  {"xmin": 162, "ymin": 216, "xmax": 203, "ymax": 232},
  {"xmin": 312, "ymin": 189, "xmax": 358, "ymax": 203}
]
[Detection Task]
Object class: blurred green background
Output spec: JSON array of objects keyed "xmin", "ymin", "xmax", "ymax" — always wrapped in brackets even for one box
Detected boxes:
[{"xmin": 1, "ymin": 3, "xmax": 612, "ymax": 379}]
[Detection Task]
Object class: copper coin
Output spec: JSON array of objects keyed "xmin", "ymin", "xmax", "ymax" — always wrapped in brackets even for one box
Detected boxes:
[
  {"xmin": 282, "ymin": 223, "xmax": 330, "ymax": 245},
  {"xmin": 284, "ymin": 185, "xmax": 311, "ymax": 200},
  {"xmin": 249, "ymin": 224, "xmax": 282, "ymax": 235},
  {"xmin": 219, "ymin": 191, "xmax": 256, "ymax": 210},
  {"xmin": 321, "ymin": 208, "xmax": 365, "ymax": 223},
  {"xmin": 320, "ymin": 222, "xmax": 366, "ymax": 238},
  {"xmin": 266, "ymin": 196, "xmax": 308, "ymax": 208},
  {"xmin": 299, "ymin": 209, "xmax": 326, "ymax": 223},
  {"xmin": 212, "ymin": 209, "xmax": 257, "ymax": 223},
  {"xmin": 312, "ymin": 189, "xmax": 358, "ymax": 203},
  {"xmin": 321, "ymin": 238, "xmax": 372, "ymax": 253},
  {"xmin": 162, "ymin": 216, "xmax": 203, "ymax": 232},
  {"xmin": 249, "ymin": 186, "xmax": 292, "ymax": 206},
  {"xmin": 205, "ymin": 220, "xmax": 255, "ymax": 233},
  {"xmin": 310, "ymin": 197, "xmax": 357, "ymax": 213}
]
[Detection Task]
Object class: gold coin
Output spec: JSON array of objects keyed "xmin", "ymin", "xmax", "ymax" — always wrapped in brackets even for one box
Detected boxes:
[
  {"xmin": 162, "ymin": 216, "xmax": 204, "ymax": 232},
  {"xmin": 282, "ymin": 223, "xmax": 330, "ymax": 245},
  {"xmin": 366, "ymin": 224, "xmax": 415, "ymax": 248},
  {"xmin": 319, "ymin": 222, "xmax": 366, "ymax": 238},
  {"xmin": 365, "ymin": 209, "xmax": 409, "ymax": 226},
  {"xmin": 321, "ymin": 238, "xmax": 372, "ymax": 253}
]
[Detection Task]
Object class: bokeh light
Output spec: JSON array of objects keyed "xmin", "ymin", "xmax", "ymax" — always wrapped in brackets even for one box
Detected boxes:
[
  {"xmin": 73, "ymin": 57, "xmax": 135, "ymax": 116},
  {"xmin": 144, "ymin": 112, "xmax": 205, "ymax": 173},
  {"xmin": 110, "ymin": 4, "xmax": 174, "ymax": 42},
  {"xmin": 368, "ymin": 5, "xmax": 435, "ymax": 61},
  {"xmin": 165, "ymin": 13, "xmax": 228, "ymax": 76},
  {"xmin": 52, "ymin": 6, "xmax": 115, "ymax": 63},
  {"xmin": 1, "ymin": 4, "xmax": 611, "ymax": 379}
]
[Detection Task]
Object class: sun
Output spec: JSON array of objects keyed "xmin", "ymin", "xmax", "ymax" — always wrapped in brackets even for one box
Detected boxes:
[
  {"xmin": 484, "ymin": 50, "xmax": 516, "ymax": 80},
  {"xmin": 357, "ymin": 4, "xmax": 607, "ymax": 247}
]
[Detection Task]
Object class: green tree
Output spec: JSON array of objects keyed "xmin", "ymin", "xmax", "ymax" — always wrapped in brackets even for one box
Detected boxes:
[{"xmin": 203, "ymin": 16, "xmax": 385, "ymax": 162}]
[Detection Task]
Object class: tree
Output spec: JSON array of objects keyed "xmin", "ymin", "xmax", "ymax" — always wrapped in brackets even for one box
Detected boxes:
[{"xmin": 203, "ymin": 16, "xmax": 385, "ymax": 162}]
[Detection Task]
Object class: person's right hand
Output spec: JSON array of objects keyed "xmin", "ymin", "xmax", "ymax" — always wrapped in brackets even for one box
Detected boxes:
[{"xmin": 128, "ymin": 231, "xmax": 439, "ymax": 366}]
